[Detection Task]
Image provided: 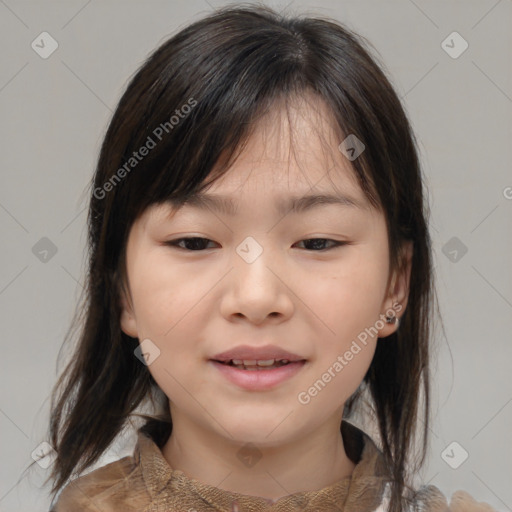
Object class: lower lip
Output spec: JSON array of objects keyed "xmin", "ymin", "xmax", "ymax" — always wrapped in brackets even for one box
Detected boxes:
[{"xmin": 210, "ymin": 360, "xmax": 307, "ymax": 391}]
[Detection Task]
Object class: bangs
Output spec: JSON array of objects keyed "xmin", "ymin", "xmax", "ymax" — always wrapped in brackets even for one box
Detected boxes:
[{"xmin": 91, "ymin": 11, "xmax": 386, "ymax": 250}]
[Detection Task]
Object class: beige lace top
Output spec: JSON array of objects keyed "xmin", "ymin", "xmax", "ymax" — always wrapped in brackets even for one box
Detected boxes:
[{"xmin": 50, "ymin": 421, "xmax": 496, "ymax": 511}]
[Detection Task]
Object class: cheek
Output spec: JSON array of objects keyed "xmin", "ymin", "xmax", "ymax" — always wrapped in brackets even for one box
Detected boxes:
[
  {"xmin": 302, "ymin": 306, "xmax": 378, "ymax": 410},
  {"xmin": 302, "ymin": 256, "xmax": 387, "ymax": 339},
  {"xmin": 127, "ymin": 254, "xmax": 209, "ymax": 385},
  {"xmin": 299, "ymin": 252, "xmax": 385, "ymax": 400},
  {"xmin": 129, "ymin": 254, "xmax": 208, "ymax": 334}
]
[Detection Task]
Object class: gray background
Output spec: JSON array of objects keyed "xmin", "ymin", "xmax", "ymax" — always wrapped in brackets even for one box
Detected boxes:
[{"xmin": 1, "ymin": 0, "xmax": 511, "ymax": 511}]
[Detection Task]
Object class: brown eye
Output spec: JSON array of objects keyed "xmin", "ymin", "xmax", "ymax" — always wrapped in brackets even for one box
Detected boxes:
[
  {"xmin": 165, "ymin": 237, "xmax": 217, "ymax": 251},
  {"xmin": 165, "ymin": 237, "xmax": 347, "ymax": 252},
  {"xmin": 294, "ymin": 239, "xmax": 347, "ymax": 251}
]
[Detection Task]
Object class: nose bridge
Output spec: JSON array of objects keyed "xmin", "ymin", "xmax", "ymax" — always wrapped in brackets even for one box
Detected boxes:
[
  {"xmin": 216, "ymin": 211, "xmax": 300, "ymax": 322},
  {"xmin": 226, "ymin": 234, "xmax": 290, "ymax": 318},
  {"xmin": 233, "ymin": 234, "xmax": 278, "ymax": 289},
  {"xmin": 235, "ymin": 235, "xmax": 267, "ymax": 267}
]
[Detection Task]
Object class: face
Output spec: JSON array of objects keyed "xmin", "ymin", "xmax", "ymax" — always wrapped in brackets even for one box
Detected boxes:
[{"xmin": 120, "ymin": 94, "xmax": 412, "ymax": 448}]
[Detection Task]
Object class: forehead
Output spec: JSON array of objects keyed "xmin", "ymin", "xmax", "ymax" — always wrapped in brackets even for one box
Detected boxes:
[
  {"xmin": 145, "ymin": 93, "xmax": 376, "ymax": 224},
  {"xmin": 196, "ymin": 93, "xmax": 366, "ymax": 201},
  {"xmin": 218, "ymin": 93, "xmax": 357, "ymax": 184}
]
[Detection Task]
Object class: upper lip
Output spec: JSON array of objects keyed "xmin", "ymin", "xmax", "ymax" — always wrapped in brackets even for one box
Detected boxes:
[{"xmin": 211, "ymin": 345, "xmax": 306, "ymax": 362}]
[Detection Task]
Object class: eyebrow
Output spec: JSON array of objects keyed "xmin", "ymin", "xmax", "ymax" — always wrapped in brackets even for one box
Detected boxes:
[{"xmin": 169, "ymin": 191, "xmax": 367, "ymax": 216}]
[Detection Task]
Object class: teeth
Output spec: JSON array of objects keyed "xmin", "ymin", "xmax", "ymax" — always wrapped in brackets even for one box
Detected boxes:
[
  {"xmin": 231, "ymin": 359, "xmax": 290, "ymax": 367},
  {"xmin": 222, "ymin": 358, "xmax": 294, "ymax": 370}
]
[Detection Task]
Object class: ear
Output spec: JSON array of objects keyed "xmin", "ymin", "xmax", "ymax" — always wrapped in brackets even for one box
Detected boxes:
[
  {"xmin": 119, "ymin": 287, "xmax": 139, "ymax": 338},
  {"xmin": 378, "ymin": 240, "xmax": 413, "ymax": 338}
]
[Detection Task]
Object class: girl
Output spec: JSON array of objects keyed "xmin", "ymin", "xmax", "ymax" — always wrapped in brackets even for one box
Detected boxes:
[{"xmin": 44, "ymin": 4, "xmax": 496, "ymax": 512}]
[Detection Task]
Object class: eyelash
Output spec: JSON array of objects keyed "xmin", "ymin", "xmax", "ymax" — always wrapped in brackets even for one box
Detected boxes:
[{"xmin": 165, "ymin": 237, "xmax": 347, "ymax": 252}]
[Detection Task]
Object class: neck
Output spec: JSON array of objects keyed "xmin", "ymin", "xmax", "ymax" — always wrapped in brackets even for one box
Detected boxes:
[{"xmin": 161, "ymin": 413, "xmax": 356, "ymax": 500}]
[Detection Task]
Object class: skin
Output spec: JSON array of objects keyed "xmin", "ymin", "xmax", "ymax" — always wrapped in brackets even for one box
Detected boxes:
[{"xmin": 120, "ymin": 93, "xmax": 413, "ymax": 500}]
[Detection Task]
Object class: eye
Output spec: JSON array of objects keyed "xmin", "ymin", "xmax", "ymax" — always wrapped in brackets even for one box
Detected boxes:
[
  {"xmin": 294, "ymin": 238, "xmax": 347, "ymax": 251},
  {"xmin": 165, "ymin": 237, "xmax": 347, "ymax": 252},
  {"xmin": 165, "ymin": 237, "xmax": 217, "ymax": 251}
]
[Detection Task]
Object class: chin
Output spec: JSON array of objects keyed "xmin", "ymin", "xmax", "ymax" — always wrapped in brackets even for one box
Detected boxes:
[{"xmin": 221, "ymin": 416, "xmax": 303, "ymax": 446}]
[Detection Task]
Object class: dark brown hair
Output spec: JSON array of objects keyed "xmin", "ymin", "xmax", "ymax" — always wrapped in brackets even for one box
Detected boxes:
[{"xmin": 43, "ymin": 4, "xmax": 441, "ymax": 511}]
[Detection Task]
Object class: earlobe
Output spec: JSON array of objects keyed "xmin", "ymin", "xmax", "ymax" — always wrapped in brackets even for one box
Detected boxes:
[
  {"xmin": 393, "ymin": 240, "xmax": 413, "ymax": 311},
  {"xmin": 119, "ymin": 289, "xmax": 138, "ymax": 338},
  {"xmin": 378, "ymin": 240, "xmax": 413, "ymax": 338}
]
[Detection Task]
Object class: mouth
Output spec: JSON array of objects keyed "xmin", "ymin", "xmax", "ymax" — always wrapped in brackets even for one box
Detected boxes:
[
  {"xmin": 209, "ymin": 359, "xmax": 307, "ymax": 391},
  {"xmin": 211, "ymin": 358, "xmax": 305, "ymax": 370}
]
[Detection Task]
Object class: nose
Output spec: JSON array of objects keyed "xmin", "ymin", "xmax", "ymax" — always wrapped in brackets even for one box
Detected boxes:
[{"xmin": 219, "ymin": 240, "xmax": 294, "ymax": 324}]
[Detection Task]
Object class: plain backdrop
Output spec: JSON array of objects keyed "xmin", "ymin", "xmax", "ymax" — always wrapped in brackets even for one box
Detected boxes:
[{"xmin": 0, "ymin": 1, "xmax": 511, "ymax": 511}]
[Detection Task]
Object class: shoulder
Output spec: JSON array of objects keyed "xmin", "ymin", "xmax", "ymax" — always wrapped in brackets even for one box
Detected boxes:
[
  {"xmin": 446, "ymin": 490, "xmax": 497, "ymax": 512},
  {"xmin": 50, "ymin": 455, "xmax": 148, "ymax": 512},
  {"xmin": 400, "ymin": 485, "xmax": 498, "ymax": 512}
]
